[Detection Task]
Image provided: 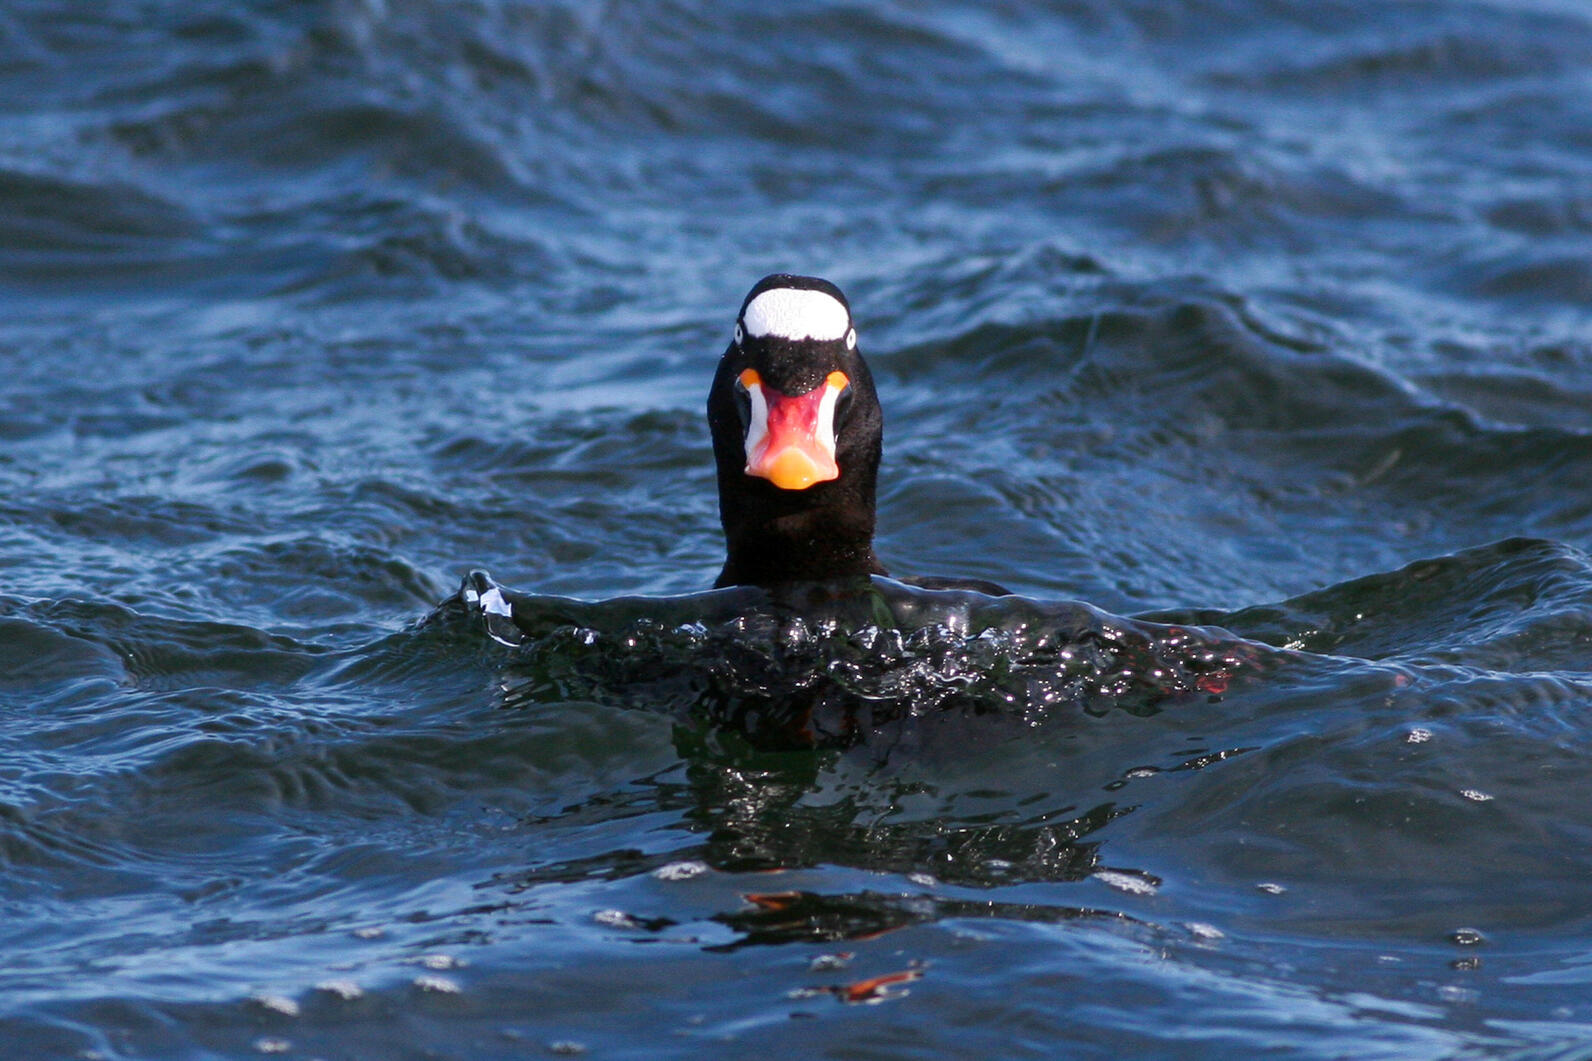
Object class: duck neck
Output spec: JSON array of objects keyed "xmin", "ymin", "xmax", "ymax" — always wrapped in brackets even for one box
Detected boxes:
[{"xmin": 715, "ymin": 484, "xmax": 884, "ymax": 588}]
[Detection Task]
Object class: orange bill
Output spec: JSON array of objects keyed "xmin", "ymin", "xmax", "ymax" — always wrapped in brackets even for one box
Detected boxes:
[{"xmin": 740, "ymin": 369, "xmax": 849, "ymax": 490}]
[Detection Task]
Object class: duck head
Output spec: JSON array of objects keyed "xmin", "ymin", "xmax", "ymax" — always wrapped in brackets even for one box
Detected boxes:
[{"xmin": 708, "ymin": 274, "xmax": 885, "ymax": 588}]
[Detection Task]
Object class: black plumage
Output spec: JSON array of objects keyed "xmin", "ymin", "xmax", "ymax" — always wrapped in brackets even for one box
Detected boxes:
[
  {"xmin": 708, "ymin": 275, "xmax": 885, "ymax": 587},
  {"xmin": 708, "ymin": 274, "xmax": 1008, "ymax": 596}
]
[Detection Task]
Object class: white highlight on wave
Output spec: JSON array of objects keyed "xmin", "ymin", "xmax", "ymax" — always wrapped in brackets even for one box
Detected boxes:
[{"xmin": 742, "ymin": 287, "xmax": 849, "ymax": 342}]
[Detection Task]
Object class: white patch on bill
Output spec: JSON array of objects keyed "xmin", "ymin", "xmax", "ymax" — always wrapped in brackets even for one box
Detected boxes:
[
  {"xmin": 740, "ymin": 377, "xmax": 769, "ymax": 466},
  {"xmin": 815, "ymin": 374, "xmax": 843, "ymax": 454},
  {"xmin": 742, "ymin": 287, "xmax": 849, "ymax": 342}
]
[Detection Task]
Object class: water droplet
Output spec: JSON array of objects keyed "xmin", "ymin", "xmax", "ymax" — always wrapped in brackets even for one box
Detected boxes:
[{"xmin": 1449, "ymin": 927, "xmax": 1486, "ymax": 946}]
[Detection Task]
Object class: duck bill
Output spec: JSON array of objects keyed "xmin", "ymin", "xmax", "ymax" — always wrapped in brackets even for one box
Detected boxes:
[{"xmin": 743, "ymin": 375, "xmax": 845, "ymax": 491}]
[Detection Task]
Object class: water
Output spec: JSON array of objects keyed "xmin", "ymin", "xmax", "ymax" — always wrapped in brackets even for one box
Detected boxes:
[{"xmin": 3, "ymin": 0, "xmax": 1592, "ymax": 1056}]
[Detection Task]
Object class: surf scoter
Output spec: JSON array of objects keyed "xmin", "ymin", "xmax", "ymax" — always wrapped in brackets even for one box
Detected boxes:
[{"xmin": 708, "ymin": 274, "xmax": 1009, "ymax": 595}]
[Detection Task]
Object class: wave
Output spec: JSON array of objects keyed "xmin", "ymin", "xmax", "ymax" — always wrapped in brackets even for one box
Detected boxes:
[
  {"xmin": 871, "ymin": 298, "xmax": 1592, "ymax": 607},
  {"xmin": 1197, "ymin": 537, "xmax": 1592, "ymax": 671},
  {"xmin": 1, "ymin": 524, "xmax": 1590, "ymax": 1047}
]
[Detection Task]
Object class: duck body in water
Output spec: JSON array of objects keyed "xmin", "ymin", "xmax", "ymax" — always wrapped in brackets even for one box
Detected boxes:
[
  {"xmin": 442, "ymin": 273, "xmax": 1251, "ymax": 747},
  {"xmin": 709, "ymin": 273, "xmax": 1008, "ymax": 595}
]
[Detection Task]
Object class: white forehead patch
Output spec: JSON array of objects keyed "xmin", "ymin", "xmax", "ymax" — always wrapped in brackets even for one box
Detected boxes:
[{"xmin": 741, "ymin": 287, "xmax": 850, "ymax": 342}]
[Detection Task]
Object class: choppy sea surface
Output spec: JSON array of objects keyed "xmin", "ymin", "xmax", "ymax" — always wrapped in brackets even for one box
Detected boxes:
[{"xmin": 4, "ymin": 1, "xmax": 1592, "ymax": 1057}]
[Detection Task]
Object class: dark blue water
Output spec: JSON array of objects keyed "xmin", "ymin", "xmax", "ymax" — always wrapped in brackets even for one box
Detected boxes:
[{"xmin": 5, "ymin": 0, "xmax": 1592, "ymax": 1056}]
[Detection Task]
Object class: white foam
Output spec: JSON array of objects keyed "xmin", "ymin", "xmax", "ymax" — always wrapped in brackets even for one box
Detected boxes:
[{"xmin": 742, "ymin": 287, "xmax": 849, "ymax": 342}]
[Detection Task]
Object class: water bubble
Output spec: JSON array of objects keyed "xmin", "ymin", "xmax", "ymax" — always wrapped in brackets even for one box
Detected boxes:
[
  {"xmin": 1406, "ymin": 727, "xmax": 1432, "ymax": 744},
  {"xmin": 1449, "ymin": 928, "xmax": 1487, "ymax": 946}
]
